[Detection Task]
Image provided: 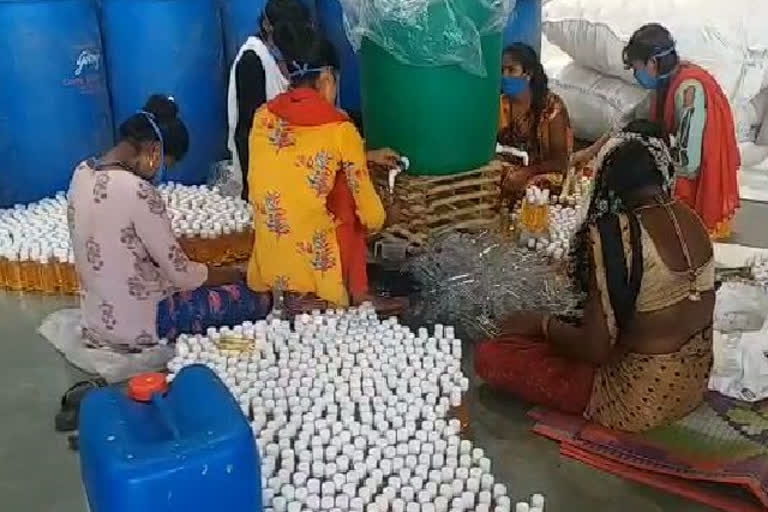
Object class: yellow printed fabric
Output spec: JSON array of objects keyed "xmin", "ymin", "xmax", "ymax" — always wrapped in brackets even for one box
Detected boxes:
[{"xmin": 246, "ymin": 108, "xmax": 385, "ymax": 307}]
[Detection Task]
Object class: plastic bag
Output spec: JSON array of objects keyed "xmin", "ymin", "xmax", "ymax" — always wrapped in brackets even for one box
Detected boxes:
[
  {"xmin": 341, "ymin": 0, "xmax": 514, "ymax": 76},
  {"xmin": 710, "ymin": 324, "xmax": 768, "ymax": 402},
  {"xmin": 38, "ymin": 309, "xmax": 173, "ymax": 383},
  {"xmin": 713, "ymin": 281, "xmax": 768, "ymax": 333},
  {"xmin": 207, "ymin": 159, "xmax": 242, "ymax": 198}
]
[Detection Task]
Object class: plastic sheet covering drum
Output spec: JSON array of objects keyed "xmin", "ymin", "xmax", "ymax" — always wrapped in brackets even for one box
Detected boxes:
[
  {"xmin": 344, "ymin": 0, "xmax": 514, "ymax": 175},
  {"xmin": 0, "ymin": 0, "xmax": 113, "ymax": 207},
  {"xmin": 101, "ymin": 0, "xmax": 227, "ymax": 185}
]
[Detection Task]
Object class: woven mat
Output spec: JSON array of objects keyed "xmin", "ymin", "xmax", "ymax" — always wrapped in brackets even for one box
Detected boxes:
[{"xmin": 531, "ymin": 392, "xmax": 768, "ymax": 511}]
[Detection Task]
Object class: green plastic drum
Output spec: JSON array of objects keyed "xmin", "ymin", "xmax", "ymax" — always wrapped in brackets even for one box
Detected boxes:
[{"xmin": 360, "ymin": 3, "xmax": 503, "ymax": 176}]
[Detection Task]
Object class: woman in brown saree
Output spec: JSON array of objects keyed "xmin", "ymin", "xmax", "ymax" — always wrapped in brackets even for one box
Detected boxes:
[
  {"xmin": 498, "ymin": 43, "xmax": 573, "ymax": 199},
  {"xmin": 476, "ymin": 122, "xmax": 714, "ymax": 432}
]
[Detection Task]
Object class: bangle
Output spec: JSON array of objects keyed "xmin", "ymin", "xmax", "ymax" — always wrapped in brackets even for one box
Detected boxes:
[{"xmin": 541, "ymin": 314, "xmax": 552, "ymax": 341}]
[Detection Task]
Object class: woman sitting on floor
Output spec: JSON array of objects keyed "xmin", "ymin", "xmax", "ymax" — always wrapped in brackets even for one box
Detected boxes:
[
  {"xmin": 476, "ymin": 121, "xmax": 714, "ymax": 432},
  {"xmin": 498, "ymin": 42, "xmax": 573, "ymax": 199},
  {"xmin": 246, "ymin": 28, "xmax": 402, "ymax": 312},
  {"xmin": 68, "ymin": 95, "xmax": 272, "ymax": 352}
]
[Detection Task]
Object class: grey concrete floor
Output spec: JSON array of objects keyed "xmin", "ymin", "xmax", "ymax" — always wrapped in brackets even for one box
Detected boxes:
[{"xmin": 2, "ymin": 201, "xmax": 767, "ymax": 512}]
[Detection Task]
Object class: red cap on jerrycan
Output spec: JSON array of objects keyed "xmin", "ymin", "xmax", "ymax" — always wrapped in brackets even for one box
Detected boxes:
[{"xmin": 128, "ymin": 373, "xmax": 168, "ymax": 402}]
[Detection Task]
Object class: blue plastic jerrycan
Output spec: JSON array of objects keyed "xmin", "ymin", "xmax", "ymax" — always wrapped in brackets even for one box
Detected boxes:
[{"xmin": 79, "ymin": 365, "xmax": 261, "ymax": 512}]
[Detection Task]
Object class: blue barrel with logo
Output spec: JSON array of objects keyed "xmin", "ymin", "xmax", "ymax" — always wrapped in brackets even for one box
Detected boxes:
[
  {"xmin": 0, "ymin": 0, "xmax": 113, "ymax": 207},
  {"xmin": 80, "ymin": 365, "xmax": 261, "ymax": 512},
  {"xmin": 101, "ymin": 0, "xmax": 226, "ymax": 185},
  {"xmin": 503, "ymin": 0, "xmax": 541, "ymax": 55},
  {"xmin": 316, "ymin": 0, "xmax": 361, "ymax": 118}
]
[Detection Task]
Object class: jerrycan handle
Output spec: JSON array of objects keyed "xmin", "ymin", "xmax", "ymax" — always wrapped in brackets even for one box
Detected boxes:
[
  {"xmin": 128, "ymin": 373, "xmax": 180, "ymax": 439},
  {"xmin": 150, "ymin": 392, "xmax": 181, "ymax": 440}
]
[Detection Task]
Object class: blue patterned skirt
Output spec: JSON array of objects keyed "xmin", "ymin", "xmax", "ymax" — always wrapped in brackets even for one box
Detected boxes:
[{"xmin": 156, "ymin": 283, "xmax": 272, "ymax": 340}]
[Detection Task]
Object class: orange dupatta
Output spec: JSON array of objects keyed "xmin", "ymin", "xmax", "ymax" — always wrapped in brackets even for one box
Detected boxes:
[{"xmin": 650, "ymin": 64, "xmax": 740, "ymax": 235}]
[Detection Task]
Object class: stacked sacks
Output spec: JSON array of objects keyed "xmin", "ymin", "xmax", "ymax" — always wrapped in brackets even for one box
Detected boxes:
[{"xmin": 540, "ymin": 0, "xmax": 768, "ymax": 142}]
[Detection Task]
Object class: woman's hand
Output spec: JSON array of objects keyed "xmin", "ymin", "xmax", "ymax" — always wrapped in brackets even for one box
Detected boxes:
[
  {"xmin": 367, "ymin": 148, "xmax": 401, "ymax": 168},
  {"xmin": 498, "ymin": 311, "xmax": 545, "ymax": 339},
  {"xmin": 501, "ymin": 166, "xmax": 532, "ymax": 197}
]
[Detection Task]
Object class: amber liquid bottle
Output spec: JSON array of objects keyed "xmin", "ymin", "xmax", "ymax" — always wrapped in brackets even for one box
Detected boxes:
[
  {"xmin": 39, "ymin": 250, "xmax": 59, "ymax": 294},
  {"xmin": 6, "ymin": 248, "xmax": 23, "ymax": 291},
  {"xmin": 19, "ymin": 248, "xmax": 37, "ymax": 291},
  {"xmin": 0, "ymin": 248, "xmax": 8, "ymax": 289},
  {"xmin": 64, "ymin": 252, "xmax": 79, "ymax": 295}
]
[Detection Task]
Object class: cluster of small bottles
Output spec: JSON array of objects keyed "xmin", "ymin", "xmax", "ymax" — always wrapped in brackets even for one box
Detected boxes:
[
  {"xmin": 0, "ymin": 247, "xmax": 79, "ymax": 294},
  {"xmin": 167, "ymin": 306, "xmax": 547, "ymax": 512},
  {"xmin": 0, "ymin": 183, "xmax": 257, "ymax": 294},
  {"xmin": 0, "ymin": 194, "xmax": 79, "ymax": 294},
  {"xmin": 160, "ymin": 183, "xmax": 254, "ymax": 266},
  {"xmin": 506, "ymin": 176, "xmax": 592, "ymax": 262},
  {"xmin": 517, "ymin": 187, "xmax": 551, "ymax": 242},
  {"xmin": 179, "ymin": 229, "xmax": 254, "ymax": 267}
]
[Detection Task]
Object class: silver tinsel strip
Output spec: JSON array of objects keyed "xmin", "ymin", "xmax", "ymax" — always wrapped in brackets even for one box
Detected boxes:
[{"xmin": 408, "ymin": 231, "xmax": 583, "ymax": 341}]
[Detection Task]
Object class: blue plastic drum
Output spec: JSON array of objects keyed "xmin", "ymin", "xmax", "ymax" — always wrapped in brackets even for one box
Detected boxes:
[
  {"xmin": 503, "ymin": 0, "xmax": 542, "ymax": 56},
  {"xmin": 101, "ymin": 0, "xmax": 227, "ymax": 185},
  {"xmin": 0, "ymin": 0, "xmax": 113, "ymax": 207},
  {"xmin": 222, "ymin": 0, "xmax": 269, "ymax": 64}
]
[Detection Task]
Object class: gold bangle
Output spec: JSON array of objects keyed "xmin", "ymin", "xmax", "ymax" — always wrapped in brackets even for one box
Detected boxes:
[{"xmin": 541, "ymin": 314, "xmax": 552, "ymax": 341}]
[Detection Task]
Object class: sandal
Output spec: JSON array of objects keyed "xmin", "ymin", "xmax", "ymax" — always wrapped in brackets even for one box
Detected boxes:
[{"xmin": 55, "ymin": 378, "xmax": 107, "ymax": 433}]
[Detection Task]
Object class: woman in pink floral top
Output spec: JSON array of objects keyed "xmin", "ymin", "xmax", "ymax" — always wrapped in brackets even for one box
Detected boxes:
[{"xmin": 69, "ymin": 95, "xmax": 271, "ymax": 353}]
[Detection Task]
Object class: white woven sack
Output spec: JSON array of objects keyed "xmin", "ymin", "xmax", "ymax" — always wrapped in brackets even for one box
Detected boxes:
[{"xmin": 542, "ymin": 0, "xmax": 768, "ymax": 104}]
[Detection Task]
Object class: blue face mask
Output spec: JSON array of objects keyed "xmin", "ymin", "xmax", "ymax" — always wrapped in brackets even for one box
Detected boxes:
[
  {"xmin": 633, "ymin": 47, "xmax": 675, "ymax": 90},
  {"xmin": 138, "ymin": 110, "xmax": 166, "ymax": 184},
  {"xmin": 501, "ymin": 76, "xmax": 528, "ymax": 98}
]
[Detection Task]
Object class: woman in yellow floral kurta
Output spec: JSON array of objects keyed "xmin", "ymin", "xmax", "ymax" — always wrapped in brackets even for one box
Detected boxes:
[{"xmin": 246, "ymin": 34, "xmax": 385, "ymax": 307}]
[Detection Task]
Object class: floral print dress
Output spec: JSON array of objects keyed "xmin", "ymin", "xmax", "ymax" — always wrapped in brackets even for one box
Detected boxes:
[
  {"xmin": 68, "ymin": 161, "xmax": 208, "ymax": 352},
  {"xmin": 247, "ymin": 106, "xmax": 385, "ymax": 307}
]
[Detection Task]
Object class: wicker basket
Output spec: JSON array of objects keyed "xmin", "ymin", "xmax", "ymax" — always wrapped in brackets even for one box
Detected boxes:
[{"xmin": 373, "ymin": 161, "xmax": 503, "ymax": 250}]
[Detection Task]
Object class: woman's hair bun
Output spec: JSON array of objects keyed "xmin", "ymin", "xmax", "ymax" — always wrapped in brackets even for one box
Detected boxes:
[{"xmin": 143, "ymin": 94, "xmax": 179, "ymax": 123}]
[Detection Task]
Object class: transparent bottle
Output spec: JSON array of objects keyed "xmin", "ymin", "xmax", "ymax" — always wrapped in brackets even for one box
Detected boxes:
[
  {"xmin": 39, "ymin": 248, "xmax": 59, "ymax": 294},
  {"xmin": 0, "ymin": 246, "xmax": 8, "ymax": 289},
  {"xmin": 18, "ymin": 247, "xmax": 34, "ymax": 291},
  {"xmin": 6, "ymin": 247, "xmax": 23, "ymax": 291},
  {"xmin": 65, "ymin": 250, "xmax": 79, "ymax": 294},
  {"xmin": 28, "ymin": 246, "xmax": 44, "ymax": 292},
  {"xmin": 53, "ymin": 249, "xmax": 67, "ymax": 293}
]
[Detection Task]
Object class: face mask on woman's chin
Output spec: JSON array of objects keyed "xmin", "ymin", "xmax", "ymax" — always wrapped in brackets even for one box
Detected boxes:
[{"xmin": 501, "ymin": 76, "xmax": 528, "ymax": 98}]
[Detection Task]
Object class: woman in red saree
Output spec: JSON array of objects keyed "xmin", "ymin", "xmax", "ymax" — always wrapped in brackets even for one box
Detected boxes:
[{"xmin": 476, "ymin": 122, "xmax": 714, "ymax": 432}]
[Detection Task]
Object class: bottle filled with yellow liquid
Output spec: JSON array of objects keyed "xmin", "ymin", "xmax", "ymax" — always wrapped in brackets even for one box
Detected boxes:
[
  {"xmin": 64, "ymin": 250, "xmax": 79, "ymax": 295},
  {"xmin": 53, "ymin": 249, "xmax": 68, "ymax": 293},
  {"xmin": 0, "ymin": 247, "xmax": 8, "ymax": 289},
  {"xmin": 19, "ymin": 247, "xmax": 37, "ymax": 291},
  {"xmin": 39, "ymin": 248, "xmax": 59, "ymax": 294},
  {"xmin": 6, "ymin": 247, "xmax": 23, "ymax": 291}
]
